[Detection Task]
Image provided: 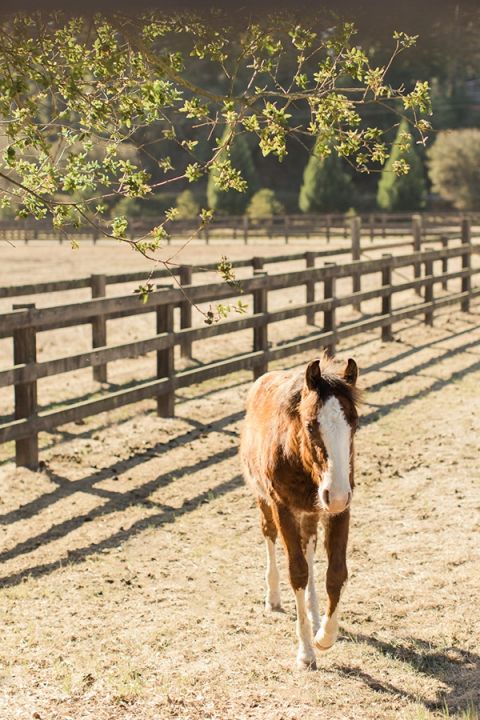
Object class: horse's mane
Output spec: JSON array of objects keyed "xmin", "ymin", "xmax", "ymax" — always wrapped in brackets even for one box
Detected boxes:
[{"xmin": 280, "ymin": 355, "xmax": 363, "ymax": 417}]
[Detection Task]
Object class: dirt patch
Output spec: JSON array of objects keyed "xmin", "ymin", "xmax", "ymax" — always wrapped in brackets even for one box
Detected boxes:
[{"xmin": 0, "ymin": 288, "xmax": 479, "ymax": 719}]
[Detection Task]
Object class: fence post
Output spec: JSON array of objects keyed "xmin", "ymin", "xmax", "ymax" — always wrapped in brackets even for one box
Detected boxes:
[
  {"xmin": 382, "ymin": 213, "xmax": 387, "ymax": 238},
  {"xmin": 284, "ymin": 215, "xmax": 290, "ymax": 244},
  {"xmin": 381, "ymin": 255, "xmax": 394, "ymax": 342},
  {"xmin": 441, "ymin": 236, "xmax": 448, "ymax": 290},
  {"xmin": 305, "ymin": 251, "xmax": 316, "ymax": 325},
  {"xmin": 156, "ymin": 293, "xmax": 175, "ymax": 417},
  {"xmin": 369, "ymin": 213, "xmax": 375, "ymax": 242},
  {"xmin": 326, "ymin": 214, "xmax": 331, "ymax": 243},
  {"xmin": 179, "ymin": 265, "xmax": 193, "ymax": 359},
  {"xmin": 243, "ymin": 215, "xmax": 249, "ymax": 245},
  {"xmin": 252, "ymin": 256, "xmax": 264, "ymax": 272},
  {"xmin": 351, "ymin": 216, "xmax": 361, "ymax": 311},
  {"xmin": 91, "ymin": 274, "xmax": 107, "ymax": 382},
  {"xmin": 253, "ymin": 271, "xmax": 268, "ymax": 380},
  {"xmin": 324, "ymin": 262, "xmax": 336, "ymax": 357},
  {"xmin": 12, "ymin": 303, "xmax": 38, "ymax": 469},
  {"xmin": 461, "ymin": 217, "xmax": 471, "ymax": 312},
  {"xmin": 412, "ymin": 214, "xmax": 422, "ymax": 295},
  {"xmin": 424, "ymin": 250, "xmax": 434, "ymax": 326}
]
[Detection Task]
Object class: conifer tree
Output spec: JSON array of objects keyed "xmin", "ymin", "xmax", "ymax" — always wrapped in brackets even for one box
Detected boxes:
[
  {"xmin": 377, "ymin": 119, "xmax": 427, "ymax": 211},
  {"xmin": 299, "ymin": 148, "xmax": 352, "ymax": 213},
  {"xmin": 207, "ymin": 127, "xmax": 259, "ymax": 214}
]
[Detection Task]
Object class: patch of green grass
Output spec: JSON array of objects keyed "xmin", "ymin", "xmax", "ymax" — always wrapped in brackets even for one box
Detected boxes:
[
  {"xmin": 108, "ymin": 662, "xmax": 146, "ymax": 704},
  {"xmin": 409, "ymin": 702, "xmax": 479, "ymax": 720}
]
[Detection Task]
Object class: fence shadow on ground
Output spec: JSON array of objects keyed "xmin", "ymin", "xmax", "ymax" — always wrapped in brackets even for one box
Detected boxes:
[
  {"xmin": 336, "ymin": 631, "xmax": 480, "ymax": 715},
  {"xmin": 1, "ymin": 318, "xmax": 480, "ymax": 591},
  {"xmin": 0, "ymin": 468, "xmax": 243, "ymax": 589},
  {"xmin": 0, "ymin": 314, "xmax": 476, "ymax": 466}
]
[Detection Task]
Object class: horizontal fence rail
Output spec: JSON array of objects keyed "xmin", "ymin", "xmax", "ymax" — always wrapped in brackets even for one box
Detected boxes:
[
  {"xmin": 0, "ymin": 217, "xmax": 479, "ymax": 469},
  {"xmin": 2, "ymin": 213, "xmax": 480, "ymax": 309}
]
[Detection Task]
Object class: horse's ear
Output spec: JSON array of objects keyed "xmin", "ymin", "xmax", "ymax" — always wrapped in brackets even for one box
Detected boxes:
[
  {"xmin": 344, "ymin": 358, "xmax": 358, "ymax": 386},
  {"xmin": 305, "ymin": 359, "xmax": 322, "ymax": 390}
]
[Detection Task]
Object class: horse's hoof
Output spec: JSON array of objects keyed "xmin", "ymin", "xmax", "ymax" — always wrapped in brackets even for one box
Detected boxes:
[
  {"xmin": 295, "ymin": 655, "xmax": 317, "ymax": 671},
  {"xmin": 314, "ymin": 629, "xmax": 337, "ymax": 652},
  {"xmin": 265, "ymin": 600, "xmax": 283, "ymax": 612}
]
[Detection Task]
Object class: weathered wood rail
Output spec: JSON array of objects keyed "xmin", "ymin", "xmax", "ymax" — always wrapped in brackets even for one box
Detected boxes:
[
  {"xmin": 1, "ymin": 218, "xmax": 478, "ymax": 469},
  {"xmin": 2, "ymin": 214, "xmax": 477, "ymax": 310}
]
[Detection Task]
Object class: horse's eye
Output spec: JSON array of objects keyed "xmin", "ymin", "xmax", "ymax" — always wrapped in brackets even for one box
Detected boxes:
[{"xmin": 307, "ymin": 422, "xmax": 315, "ymax": 435}]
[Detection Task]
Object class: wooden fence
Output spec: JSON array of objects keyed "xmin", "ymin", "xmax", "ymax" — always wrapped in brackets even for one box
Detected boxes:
[
  {"xmin": 1, "ymin": 211, "xmax": 480, "ymax": 245},
  {"xmin": 0, "ymin": 214, "xmax": 474, "ymax": 308},
  {"xmin": 1, "ymin": 218, "xmax": 478, "ymax": 470}
]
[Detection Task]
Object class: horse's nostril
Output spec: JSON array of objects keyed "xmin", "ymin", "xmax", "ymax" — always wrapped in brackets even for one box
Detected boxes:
[{"xmin": 322, "ymin": 488, "xmax": 330, "ymax": 508}]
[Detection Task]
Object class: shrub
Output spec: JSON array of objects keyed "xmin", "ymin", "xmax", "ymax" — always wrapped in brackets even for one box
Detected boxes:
[
  {"xmin": 175, "ymin": 189, "xmax": 200, "ymax": 219},
  {"xmin": 427, "ymin": 129, "xmax": 480, "ymax": 210},
  {"xmin": 246, "ymin": 189, "xmax": 284, "ymax": 219},
  {"xmin": 207, "ymin": 126, "xmax": 259, "ymax": 214},
  {"xmin": 112, "ymin": 197, "xmax": 142, "ymax": 218},
  {"xmin": 299, "ymin": 147, "xmax": 352, "ymax": 213},
  {"xmin": 111, "ymin": 193, "xmax": 179, "ymax": 219},
  {"xmin": 377, "ymin": 119, "xmax": 426, "ymax": 211}
]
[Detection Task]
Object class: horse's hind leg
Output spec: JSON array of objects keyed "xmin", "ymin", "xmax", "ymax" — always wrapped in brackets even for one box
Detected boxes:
[
  {"xmin": 257, "ymin": 497, "xmax": 282, "ymax": 612},
  {"xmin": 315, "ymin": 510, "xmax": 349, "ymax": 652}
]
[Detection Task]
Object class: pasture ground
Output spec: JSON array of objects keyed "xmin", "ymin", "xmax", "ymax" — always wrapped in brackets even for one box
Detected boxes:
[{"xmin": 0, "ymin": 240, "xmax": 479, "ymax": 719}]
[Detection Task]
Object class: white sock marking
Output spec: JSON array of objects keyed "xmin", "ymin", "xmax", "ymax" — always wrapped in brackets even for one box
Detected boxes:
[
  {"xmin": 314, "ymin": 580, "xmax": 347, "ymax": 651},
  {"xmin": 294, "ymin": 588, "xmax": 316, "ymax": 668},
  {"xmin": 305, "ymin": 536, "xmax": 321, "ymax": 634},
  {"xmin": 265, "ymin": 538, "xmax": 281, "ymax": 610}
]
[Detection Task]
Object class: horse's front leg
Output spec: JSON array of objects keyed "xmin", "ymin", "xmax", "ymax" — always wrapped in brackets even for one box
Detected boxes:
[
  {"xmin": 274, "ymin": 503, "xmax": 316, "ymax": 670},
  {"xmin": 315, "ymin": 510, "xmax": 349, "ymax": 652},
  {"xmin": 300, "ymin": 513, "xmax": 321, "ymax": 635},
  {"xmin": 305, "ymin": 533, "xmax": 321, "ymax": 635}
]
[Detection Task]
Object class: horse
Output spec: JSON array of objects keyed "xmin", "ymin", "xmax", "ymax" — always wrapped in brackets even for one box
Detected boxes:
[{"xmin": 240, "ymin": 354, "xmax": 360, "ymax": 669}]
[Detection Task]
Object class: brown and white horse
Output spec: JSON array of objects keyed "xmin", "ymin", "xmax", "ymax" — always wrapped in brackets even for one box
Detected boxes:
[{"xmin": 241, "ymin": 355, "xmax": 360, "ymax": 669}]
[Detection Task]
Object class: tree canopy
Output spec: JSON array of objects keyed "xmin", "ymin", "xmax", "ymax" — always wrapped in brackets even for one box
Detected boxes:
[
  {"xmin": 0, "ymin": 12, "xmax": 431, "ymax": 251},
  {"xmin": 207, "ymin": 126, "xmax": 259, "ymax": 214}
]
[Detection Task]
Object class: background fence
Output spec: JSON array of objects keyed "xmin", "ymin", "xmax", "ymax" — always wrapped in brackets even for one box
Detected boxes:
[
  {"xmin": 1, "ymin": 214, "xmax": 477, "ymax": 309},
  {"xmin": 1, "ymin": 217, "xmax": 479, "ymax": 470},
  {"xmin": 2, "ymin": 211, "xmax": 480, "ymax": 245}
]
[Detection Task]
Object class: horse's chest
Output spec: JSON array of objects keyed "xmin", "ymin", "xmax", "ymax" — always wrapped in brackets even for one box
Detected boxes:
[{"xmin": 271, "ymin": 463, "xmax": 318, "ymax": 512}]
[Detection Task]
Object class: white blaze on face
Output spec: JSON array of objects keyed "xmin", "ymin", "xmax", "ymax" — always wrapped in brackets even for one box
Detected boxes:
[{"xmin": 317, "ymin": 395, "xmax": 351, "ymax": 513}]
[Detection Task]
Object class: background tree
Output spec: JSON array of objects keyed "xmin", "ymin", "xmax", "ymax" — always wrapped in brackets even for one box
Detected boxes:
[
  {"xmin": 246, "ymin": 189, "xmax": 284, "ymax": 219},
  {"xmin": 175, "ymin": 190, "xmax": 200, "ymax": 220},
  {"xmin": 207, "ymin": 127, "xmax": 259, "ymax": 214},
  {"xmin": 377, "ymin": 119, "xmax": 427, "ymax": 211},
  {"xmin": 299, "ymin": 149, "xmax": 352, "ymax": 213},
  {"xmin": 427, "ymin": 129, "xmax": 480, "ymax": 210}
]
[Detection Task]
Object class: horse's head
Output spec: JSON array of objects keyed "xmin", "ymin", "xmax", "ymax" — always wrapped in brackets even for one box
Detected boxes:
[{"xmin": 299, "ymin": 357, "xmax": 360, "ymax": 515}]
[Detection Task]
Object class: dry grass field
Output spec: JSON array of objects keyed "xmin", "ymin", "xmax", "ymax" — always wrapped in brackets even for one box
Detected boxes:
[{"xmin": 0, "ymin": 239, "xmax": 479, "ymax": 719}]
